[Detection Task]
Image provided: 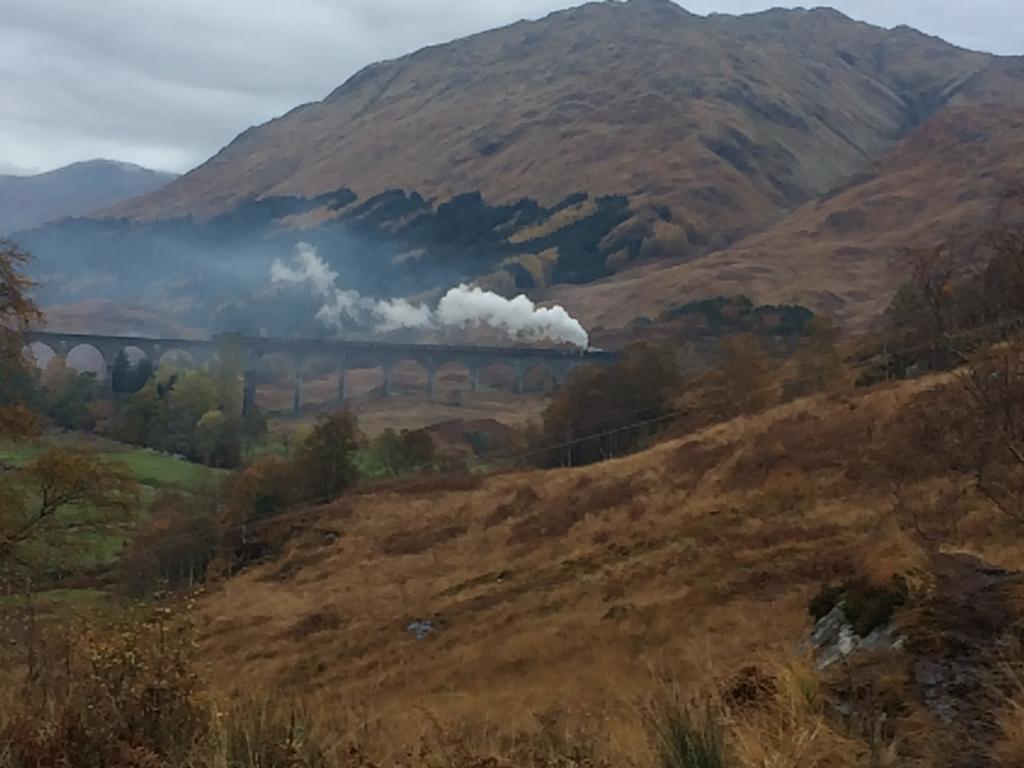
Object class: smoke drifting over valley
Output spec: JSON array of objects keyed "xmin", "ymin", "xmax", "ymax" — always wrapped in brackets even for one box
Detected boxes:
[{"xmin": 271, "ymin": 243, "xmax": 589, "ymax": 348}]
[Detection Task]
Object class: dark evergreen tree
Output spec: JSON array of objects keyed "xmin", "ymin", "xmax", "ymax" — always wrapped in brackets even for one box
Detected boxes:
[
  {"xmin": 132, "ymin": 357, "xmax": 154, "ymax": 392},
  {"xmin": 110, "ymin": 350, "xmax": 131, "ymax": 393}
]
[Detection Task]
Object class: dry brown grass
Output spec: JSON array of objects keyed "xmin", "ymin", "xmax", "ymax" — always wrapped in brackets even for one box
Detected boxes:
[
  {"xmin": 351, "ymin": 472, "xmax": 487, "ymax": 498},
  {"xmin": 184, "ymin": 370, "xmax": 1024, "ymax": 765},
  {"xmin": 729, "ymin": 662, "xmax": 866, "ymax": 768},
  {"xmin": 995, "ymin": 690, "xmax": 1024, "ymax": 768}
]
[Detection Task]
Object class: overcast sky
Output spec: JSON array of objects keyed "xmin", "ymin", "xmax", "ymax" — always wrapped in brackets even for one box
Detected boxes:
[{"xmin": 2, "ymin": 0, "xmax": 1021, "ymax": 177}]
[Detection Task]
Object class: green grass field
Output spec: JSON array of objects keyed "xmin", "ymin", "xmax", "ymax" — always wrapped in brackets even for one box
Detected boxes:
[
  {"xmin": 108, "ymin": 450, "xmax": 226, "ymax": 491},
  {"xmin": 1, "ymin": 433, "xmax": 228, "ymax": 576},
  {"xmin": 0, "ymin": 434, "xmax": 227, "ymax": 492}
]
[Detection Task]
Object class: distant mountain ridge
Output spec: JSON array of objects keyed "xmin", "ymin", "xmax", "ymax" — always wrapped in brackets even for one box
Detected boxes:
[{"xmin": 0, "ymin": 160, "xmax": 176, "ymax": 235}]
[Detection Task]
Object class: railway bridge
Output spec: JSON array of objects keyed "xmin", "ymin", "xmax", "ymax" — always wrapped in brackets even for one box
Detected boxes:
[{"xmin": 23, "ymin": 332, "xmax": 616, "ymax": 413}]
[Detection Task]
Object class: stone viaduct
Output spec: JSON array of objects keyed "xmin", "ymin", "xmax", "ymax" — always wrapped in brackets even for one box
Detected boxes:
[{"xmin": 23, "ymin": 332, "xmax": 617, "ymax": 413}]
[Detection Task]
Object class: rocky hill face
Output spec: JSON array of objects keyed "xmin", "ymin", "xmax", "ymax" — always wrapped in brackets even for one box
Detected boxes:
[
  {"xmin": 0, "ymin": 160, "xmax": 175, "ymax": 235},
  {"xmin": 22, "ymin": 1, "xmax": 1024, "ymax": 334}
]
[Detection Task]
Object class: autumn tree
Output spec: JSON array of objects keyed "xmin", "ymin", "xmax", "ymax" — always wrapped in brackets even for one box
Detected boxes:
[
  {"xmin": 294, "ymin": 410, "xmax": 361, "ymax": 503},
  {"xmin": 0, "ymin": 243, "xmax": 141, "ymax": 585},
  {"xmin": 955, "ymin": 340, "xmax": 1024, "ymax": 524},
  {"xmin": 0, "ymin": 241, "xmax": 43, "ymax": 438},
  {"xmin": 41, "ymin": 360, "xmax": 100, "ymax": 431},
  {"xmin": 894, "ymin": 337, "xmax": 1024, "ymax": 536},
  {"xmin": 223, "ymin": 458, "xmax": 296, "ymax": 525},
  {"xmin": 0, "ymin": 449, "xmax": 138, "ymax": 576},
  {"xmin": 112, "ymin": 366, "xmax": 244, "ymax": 466},
  {"xmin": 978, "ymin": 197, "xmax": 1024, "ymax": 332},
  {"xmin": 697, "ymin": 333, "xmax": 778, "ymax": 421},
  {"xmin": 118, "ymin": 490, "xmax": 219, "ymax": 597},
  {"xmin": 877, "ymin": 199, "xmax": 1024, "ymax": 379},
  {"xmin": 537, "ymin": 342, "xmax": 681, "ymax": 467},
  {"xmin": 195, "ymin": 409, "xmax": 242, "ymax": 468}
]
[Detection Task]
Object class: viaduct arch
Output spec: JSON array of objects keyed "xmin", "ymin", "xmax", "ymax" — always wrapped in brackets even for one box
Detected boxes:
[{"xmin": 24, "ymin": 332, "xmax": 616, "ymax": 414}]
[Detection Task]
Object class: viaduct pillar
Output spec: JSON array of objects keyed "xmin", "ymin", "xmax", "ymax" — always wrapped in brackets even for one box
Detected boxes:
[
  {"xmin": 337, "ymin": 368, "xmax": 348, "ymax": 403},
  {"xmin": 426, "ymin": 361, "xmax": 438, "ymax": 402},
  {"xmin": 242, "ymin": 370, "xmax": 258, "ymax": 416},
  {"xmin": 292, "ymin": 361, "xmax": 303, "ymax": 415},
  {"xmin": 513, "ymin": 361, "xmax": 526, "ymax": 395}
]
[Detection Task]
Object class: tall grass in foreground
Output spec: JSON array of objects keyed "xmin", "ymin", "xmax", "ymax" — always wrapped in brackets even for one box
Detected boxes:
[
  {"xmin": 649, "ymin": 699, "xmax": 726, "ymax": 768},
  {"xmin": 0, "ymin": 607, "xmax": 611, "ymax": 767},
  {"xmin": 0, "ymin": 606, "xmax": 941, "ymax": 768}
]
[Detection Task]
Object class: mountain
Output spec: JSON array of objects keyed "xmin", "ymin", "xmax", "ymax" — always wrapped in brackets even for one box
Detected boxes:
[
  {"xmin": 114, "ymin": 0, "xmax": 997, "ymax": 237},
  {"xmin": 21, "ymin": 1, "xmax": 1024, "ymax": 334},
  {"xmin": 0, "ymin": 160, "xmax": 176, "ymax": 235}
]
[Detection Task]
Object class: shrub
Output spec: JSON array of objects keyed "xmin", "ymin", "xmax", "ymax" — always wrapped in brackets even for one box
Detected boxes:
[
  {"xmin": 1, "ymin": 613, "xmax": 210, "ymax": 767},
  {"xmin": 41, "ymin": 361, "xmax": 100, "ymax": 432},
  {"xmin": 294, "ymin": 411, "xmax": 360, "ymax": 504},
  {"xmin": 195, "ymin": 409, "xmax": 242, "ymax": 468},
  {"xmin": 808, "ymin": 584, "xmax": 845, "ymax": 622},
  {"xmin": 534, "ymin": 342, "xmax": 681, "ymax": 468},
  {"xmin": 364, "ymin": 428, "xmax": 436, "ymax": 478},
  {"xmin": 224, "ymin": 457, "xmax": 297, "ymax": 523},
  {"xmin": 118, "ymin": 491, "xmax": 220, "ymax": 597},
  {"xmin": 843, "ymin": 578, "xmax": 907, "ymax": 637},
  {"xmin": 0, "ymin": 614, "xmax": 345, "ymax": 768},
  {"xmin": 1, "ymin": 448, "xmax": 139, "ymax": 576},
  {"xmin": 808, "ymin": 577, "xmax": 908, "ymax": 636},
  {"xmin": 693, "ymin": 334, "xmax": 778, "ymax": 422}
]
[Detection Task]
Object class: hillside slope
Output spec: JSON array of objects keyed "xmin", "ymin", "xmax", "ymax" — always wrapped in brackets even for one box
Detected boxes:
[
  {"xmin": 113, "ymin": 1, "xmax": 995, "ymax": 241},
  {"xmin": 548, "ymin": 96, "xmax": 1024, "ymax": 330},
  {"xmin": 0, "ymin": 160, "xmax": 175, "ymax": 235},
  {"xmin": 195, "ymin": 373, "xmax": 1024, "ymax": 765}
]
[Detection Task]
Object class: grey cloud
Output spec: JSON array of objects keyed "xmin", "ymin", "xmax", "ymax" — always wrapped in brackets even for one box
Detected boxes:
[{"xmin": 2, "ymin": 0, "xmax": 1021, "ymax": 175}]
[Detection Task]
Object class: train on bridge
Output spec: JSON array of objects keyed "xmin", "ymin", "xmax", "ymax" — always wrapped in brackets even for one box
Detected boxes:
[{"xmin": 23, "ymin": 331, "xmax": 617, "ymax": 413}]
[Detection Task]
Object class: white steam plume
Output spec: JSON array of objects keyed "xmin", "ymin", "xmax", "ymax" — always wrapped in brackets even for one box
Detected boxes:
[
  {"xmin": 270, "ymin": 243, "xmax": 589, "ymax": 348},
  {"xmin": 270, "ymin": 243, "xmax": 338, "ymax": 298},
  {"xmin": 437, "ymin": 285, "xmax": 588, "ymax": 348}
]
